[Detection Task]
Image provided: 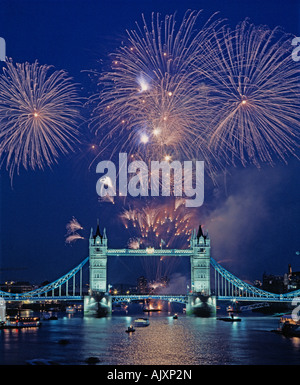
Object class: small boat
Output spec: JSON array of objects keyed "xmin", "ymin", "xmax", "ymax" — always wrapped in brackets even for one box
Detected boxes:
[
  {"xmin": 134, "ymin": 318, "xmax": 150, "ymax": 327},
  {"xmin": 173, "ymin": 314, "xmax": 178, "ymax": 319},
  {"xmin": 272, "ymin": 315, "xmax": 300, "ymax": 337},
  {"xmin": 217, "ymin": 317, "xmax": 241, "ymax": 322},
  {"xmin": 0, "ymin": 316, "xmax": 41, "ymax": 329},
  {"xmin": 85, "ymin": 356, "xmax": 100, "ymax": 364},
  {"xmin": 125, "ymin": 325, "xmax": 135, "ymax": 333},
  {"xmin": 226, "ymin": 305, "xmax": 240, "ymax": 313},
  {"xmin": 66, "ymin": 306, "xmax": 76, "ymax": 313},
  {"xmin": 143, "ymin": 307, "xmax": 161, "ymax": 312}
]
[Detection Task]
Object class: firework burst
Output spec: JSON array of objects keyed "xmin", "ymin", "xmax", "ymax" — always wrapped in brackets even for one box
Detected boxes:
[
  {"xmin": 197, "ymin": 19, "xmax": 300, "ymax": 166},
  {"xmin": 121, "ymin": 198, "xmax": 199, "ymax": 280},
  {"xmin": 121, "ymin": 197, "xmax": 198, "ymax": 249},
  {"xmin": 0, "ymin": 59, "xmax": 81, "ymax": 178},
  {"xmin": 88, "ymin": 10, "xmax": 224, "ymax": 176}
]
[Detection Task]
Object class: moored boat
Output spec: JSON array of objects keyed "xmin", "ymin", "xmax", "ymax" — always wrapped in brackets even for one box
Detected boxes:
[
  {"xmin": 272, "ymin": 315, "xmax": 300, "ymax": 337},
  {"xmin": 0, "ymin": 316, "xmax": 41, "ymax": 329},
  {"xmin": 143, "ymin": 307, "xmax": 160, "ymax": 312}
]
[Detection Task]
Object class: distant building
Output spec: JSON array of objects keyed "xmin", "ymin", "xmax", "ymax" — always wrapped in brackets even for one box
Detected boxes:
[
  {"xmin": 261, "ymin": 264, "xmax": 300, "ymax": 294},
  {"xmin": 109, "ymin": 283, "xmax": 136, "ymax": 295},
  {"xmin": 262, "ymin": 273, "xmax": 285, "ymax": 294},
  {"xmin": 0, "ymin": 281, "xmax": 35, "ymax": 294},
  {"xmin": 287, "ymin": 264, "xmax": 300, "ymax": 291},
  {"xmin": 137, "ymin": 276, "xmax": 148, "ymax": 294}
]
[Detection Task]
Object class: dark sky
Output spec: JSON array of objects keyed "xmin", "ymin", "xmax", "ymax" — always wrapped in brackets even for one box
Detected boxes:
[{"xmin": 0, "ymin": 0, "xmax": 299, "ymax": 288}]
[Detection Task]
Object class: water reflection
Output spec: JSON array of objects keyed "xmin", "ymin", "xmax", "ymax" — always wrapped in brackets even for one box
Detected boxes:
[{"xmin": 1, "ymin": 312, "xmax": 300, "ymax": 365}]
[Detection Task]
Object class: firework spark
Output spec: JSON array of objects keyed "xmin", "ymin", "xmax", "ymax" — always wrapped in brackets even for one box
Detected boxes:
[
  {"xmin": 88, "ymin": 10, "xmax": 224, "ymax": 176},
  {"xmin": 0, "ymin": 59, "xmax": 81, "ymax": 178},
  {"xmin": 197, "ymin": 19, "xmax": 300, "ymax": 166}
]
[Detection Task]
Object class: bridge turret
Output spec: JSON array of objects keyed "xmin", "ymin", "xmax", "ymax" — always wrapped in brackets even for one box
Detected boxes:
[
  {"xmin": 190, "ymin": 228, "xmax": 197, "ymax": 248},
  {"xmin": 103, "ymin": 227, "xmax": 107, "ymax": 245}
]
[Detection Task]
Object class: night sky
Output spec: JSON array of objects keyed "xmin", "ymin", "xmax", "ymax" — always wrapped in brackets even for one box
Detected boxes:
[{"xmin": 0, "ymin": 0, "xmax": 299, "ymax": 289}]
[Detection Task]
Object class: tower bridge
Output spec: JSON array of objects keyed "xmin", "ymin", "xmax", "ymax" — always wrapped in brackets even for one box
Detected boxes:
[{"xmin": 1, "ymin": 221, "xmax": 299, "ymax": 317}]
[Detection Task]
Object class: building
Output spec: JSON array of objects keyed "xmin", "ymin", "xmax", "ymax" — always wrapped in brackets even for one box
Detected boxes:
[
  {"xmin": 287, "ymin": 264, "xmax": 300, "ymax": 291},
  {"xmin": 261, "ymin": 264, "xmax": 300, "ymax": 294},
  {"xmin": 137, "ymin": 276, "xmax": 148, "ymax": 294},
  {"xmin": 0, "ymin": 281, "xmax": 35, "ymax": 294},
  {"xmin": 262, "ymin": 273, "xmax": 285, "ymax": 294}
]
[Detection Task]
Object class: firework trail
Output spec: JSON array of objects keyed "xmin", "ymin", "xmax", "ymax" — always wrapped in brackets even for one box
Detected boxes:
[
  {"xmin": 66, "ymin": 217, "xmax": 83, "ymax": 234},
  {"xmin": 0, "ymin": 59, "xmax": 81, "ymax": 178},
  {"xmin": 65, "ymin": 217, "xmax": 84, "ymax": 244},
  {"xmin": 197, "ymin": 19, "xmax": 300, "ymax": 166},
  {"xmin": 127, "ymin": 237, "xmax": 141, "ymax": 249},
  {"xmin": 121, "ymin": 198, "xmax": 199, "ymax": 280},
  {"xmin": 88, "ymin": 10, "xmax": 224, "ymax": 177},
  {"xmin": 65, "ymin": 234, "xmax": 84, "ymax": 244},
  {"xmin": 121, "ymin": 198, "xmax": 198, "ymax": 248}
]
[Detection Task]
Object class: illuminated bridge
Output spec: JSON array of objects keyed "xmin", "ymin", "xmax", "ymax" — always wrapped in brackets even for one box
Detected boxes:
[{"xmin": 1, "ymin": 222, "xmax": 299, "ymax": 315}]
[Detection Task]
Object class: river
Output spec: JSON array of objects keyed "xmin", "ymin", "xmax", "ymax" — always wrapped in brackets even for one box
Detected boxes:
[{"xmin": 1, "ymin": 308, "xmax": 300, "ymax": 366}]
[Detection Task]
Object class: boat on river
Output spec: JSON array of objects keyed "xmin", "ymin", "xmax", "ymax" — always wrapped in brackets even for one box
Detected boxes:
[
  {"xmin": 66, "ymin": 306, "xmax": 76, "ymax": 313},
  {"xmin": 125, "ymin": 325, "xmax": 135, "ymax": 333},
  {"xmin": 217, "ymin": 316, "xmax": 241, "ymax": 322},
  {"xmin": 0, "ymin": 316, "xmax": 41, "ymax": 329},
  {"xmin": 134, "ymin": 318, "xmax": 150, "ymax": 327},
  {"xmin": 272, "ymin": 315, "xmax": 300, "ymax": 337}
]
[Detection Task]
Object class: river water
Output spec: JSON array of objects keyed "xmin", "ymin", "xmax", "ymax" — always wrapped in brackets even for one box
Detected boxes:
[{"xmin": 1, "ymin": 308, "xmax": 300, "ymax": 366}]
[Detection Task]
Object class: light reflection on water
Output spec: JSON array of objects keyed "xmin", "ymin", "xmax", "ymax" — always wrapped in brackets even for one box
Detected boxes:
[{"xmin": 1, "ymin": 312, "xmax": 300, "ymax": 365}]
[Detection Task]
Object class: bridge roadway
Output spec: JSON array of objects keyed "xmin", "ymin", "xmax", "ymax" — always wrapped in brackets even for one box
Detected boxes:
[
  {"xmin": 4, "ymin": 295, "xmax": 298, "ymax": 304},
  {"xmin": 0, "ymin": 292, "xmax": 298, "ymax": 303},
  {"xmin": 112, "ymin": 294, "xmax": 299, "ymax": 304},
  {"xmin": 107, "ymin": 249, "xmax": 192, "ymax": 257}
]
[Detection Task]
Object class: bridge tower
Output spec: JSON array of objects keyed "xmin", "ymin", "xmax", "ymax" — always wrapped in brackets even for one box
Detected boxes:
[
  {"xmin": 187, "ymin": 225, "xmax": 216, "ymax": 316},
  {"xmin": 89, "ymin": 220, "xmax": 107, "ymax": 293},
  {"xmin": 84, "ymin": 220, "xmax": 111, "ymax": 317},
  {"xmin": 190, "ymin": 225, "xmax": 211, "ymax": 295}
]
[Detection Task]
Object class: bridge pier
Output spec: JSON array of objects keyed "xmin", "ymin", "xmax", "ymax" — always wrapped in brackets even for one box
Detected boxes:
[
  {"xmin": 186, "ymin": 294, "xmax": 216, "ymax": 317},
  {"xmin": 84, "ymin": 294, "xmax": 112, "ymax": 317}
]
